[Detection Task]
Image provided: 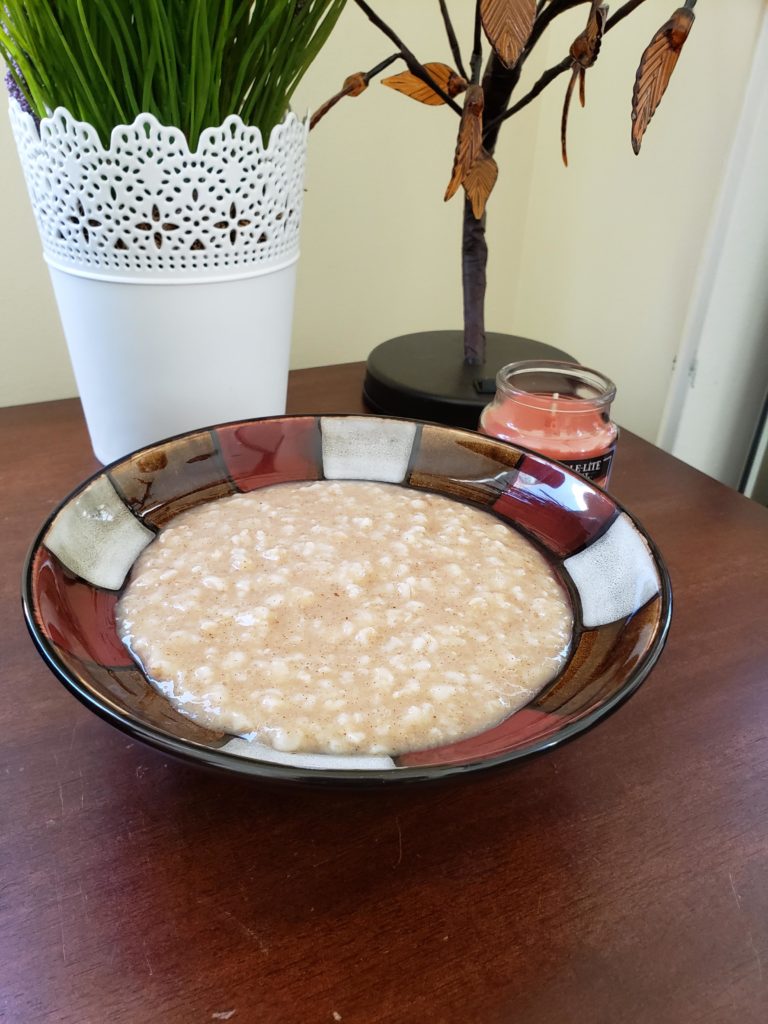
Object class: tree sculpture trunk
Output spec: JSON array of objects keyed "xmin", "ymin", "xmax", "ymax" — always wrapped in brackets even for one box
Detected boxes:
[
  {"xmin": 461, "ymin": 54, "xmax": 523, "ymax": 366},
  {"xmin": 461, "ymin": 198, "xmax": 488, "ymax": 365}
]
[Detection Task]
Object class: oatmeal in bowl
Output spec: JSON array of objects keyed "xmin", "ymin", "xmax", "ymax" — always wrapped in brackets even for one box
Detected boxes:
[{"xmin": 116, "ymin": 481, "xmax": 573, "ymax": 756}]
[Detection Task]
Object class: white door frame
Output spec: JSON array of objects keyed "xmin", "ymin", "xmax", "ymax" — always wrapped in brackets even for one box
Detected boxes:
[{"xmin": 657, "ymin": 10, "xmax": 768, "ymax": 488}]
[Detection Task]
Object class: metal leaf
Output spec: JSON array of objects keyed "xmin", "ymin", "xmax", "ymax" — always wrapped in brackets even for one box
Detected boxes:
[
  {"xmin": 343, "ymin": 72, "xmax": 368, "ymax": 98},
  {"xmin": 445, "ymin": 85, "xmax": 485, "ymax": 201},
  {"xmin": 561, "ymin": 3, "xmax": 608, "ymax": 167},
  {"xmin": 310, "ymin": 71, "xmax": 368, "ymax": 129},
  {"xmin": 632, "ymin": 7, "xmax": 695, "ymax": 155},
  {"xmin": 463, "ymin": 150, "xmax": 499, "ymax": 219},
  {"xmin": 480, "ymin": 0, "xmax": 537, "ymax": 69},
  {"xmin": 561, "ymin": 68, "xmax": 579, "ymax": 167},
  {"xmin": 383, "ymin": 62, "xmax": 468, "ymax": 106},
  {"xmin": 570, "ymin": 2, "xmax": 608, "ymax": 69}
]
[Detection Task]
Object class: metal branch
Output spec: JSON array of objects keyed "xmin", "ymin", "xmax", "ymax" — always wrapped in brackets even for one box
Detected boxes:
[
  {"xmin": 352, "ymin": 0, "xmax": 462, "ymax": 113},
  {"xmin": 490, "ymin": 56, "xmax": 572, "ymax": 129},
  {"xmin": 438, "ymin": 0, "xmax": 468, "ymax": 80},
  {"xmin": 470, "ymin": 1, "xmax": 483, "ymax": 83},
  {"xmin": 487, "ymin": 0, "xmax": 657, "ymax": 133},
  {"xmin": 310, "ymin": 53, "xmax": 400, "ymax": 130}
]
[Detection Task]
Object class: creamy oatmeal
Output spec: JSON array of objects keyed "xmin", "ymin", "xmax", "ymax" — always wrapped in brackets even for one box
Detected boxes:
[{"xmin": 117, "ymin": 481, "xmax": 572, "ymax": 755}]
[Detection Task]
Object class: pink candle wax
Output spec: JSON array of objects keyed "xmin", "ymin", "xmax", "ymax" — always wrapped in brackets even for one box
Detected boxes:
[{"xmin": 479, "ymin": 361, "xmax": 618, "ymax": 488}]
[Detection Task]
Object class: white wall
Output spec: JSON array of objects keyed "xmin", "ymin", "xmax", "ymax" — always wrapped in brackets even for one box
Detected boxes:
[{"xmin": 1, "ymin": 1, "xmax": 765, "ymax": 449}]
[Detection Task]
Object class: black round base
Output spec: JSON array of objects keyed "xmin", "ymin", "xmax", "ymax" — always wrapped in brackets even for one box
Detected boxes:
[{"xmin": 363, "ymin": 331, "xmax": 576, "ymax": 429}]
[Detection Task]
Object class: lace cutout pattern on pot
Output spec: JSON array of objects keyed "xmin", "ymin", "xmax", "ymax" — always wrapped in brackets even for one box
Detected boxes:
[{"xmin": 9, "ymin": 102, "xmax": 308, "ymax": 280}]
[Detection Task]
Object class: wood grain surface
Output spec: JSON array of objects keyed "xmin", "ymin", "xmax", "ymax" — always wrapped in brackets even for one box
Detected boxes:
[{"xmin": 2, "ymin": 363, "xmax": 767, "ymax": 1024}]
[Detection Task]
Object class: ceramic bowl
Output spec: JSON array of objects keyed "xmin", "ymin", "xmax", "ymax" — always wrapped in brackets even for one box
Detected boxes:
[{"xmin": 23, "ymin": 415, "xmax": 671, "ymax": 784}]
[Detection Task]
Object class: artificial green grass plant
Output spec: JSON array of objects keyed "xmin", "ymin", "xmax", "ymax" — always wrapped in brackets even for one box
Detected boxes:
[{"xmin": 1, "ymin": 0, "xmax": 346, "ymax": 146}]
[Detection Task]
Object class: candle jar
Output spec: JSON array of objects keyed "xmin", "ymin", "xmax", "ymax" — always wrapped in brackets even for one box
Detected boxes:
[{"xmin": 479, "ymin": 361, "xmax": 619, "ymax": 488}]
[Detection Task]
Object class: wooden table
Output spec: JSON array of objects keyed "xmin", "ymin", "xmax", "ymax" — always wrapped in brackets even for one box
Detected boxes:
[{"xmin": 2, "ymin": 363, "xmax": 768, "ymax": 1024}]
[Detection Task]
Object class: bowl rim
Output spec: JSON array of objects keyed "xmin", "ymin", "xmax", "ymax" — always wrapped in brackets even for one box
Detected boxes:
[{"xmin": 21, "ymin": 412, "xmax": 673, "ymax": 784}]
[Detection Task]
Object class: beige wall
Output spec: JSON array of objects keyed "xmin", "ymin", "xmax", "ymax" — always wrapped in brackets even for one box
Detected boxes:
[
  {"xmin": 1, "ymin": 1, "xmax": 765, "ymax": 445},
  {"xmin": 0, "ymin": 109, "xmax": 77, "ymax": 403},
  {"xmin": 291, "ymin": 1, "xmax": 541, "ymax": 370},
  {"xmin": 507, "ymin": 1, "xmax": 766, "ymax": 440}
]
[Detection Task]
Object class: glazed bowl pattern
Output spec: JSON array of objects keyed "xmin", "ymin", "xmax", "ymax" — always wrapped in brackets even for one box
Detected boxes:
[{"xmin": 23, "ymin": 415, "xmax": 671, "ymax": 783}]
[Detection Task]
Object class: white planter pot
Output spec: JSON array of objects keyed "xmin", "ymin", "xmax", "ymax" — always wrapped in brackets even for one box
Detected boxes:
[{"xmin": 9, "ymin": 102, "xmax": 308, "ymax": 464}]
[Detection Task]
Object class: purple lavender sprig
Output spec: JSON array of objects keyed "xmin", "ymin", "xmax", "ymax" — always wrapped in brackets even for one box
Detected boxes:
[{"xmin": 4, "ymin": 61, "xmax": 39, "ymax": 126}]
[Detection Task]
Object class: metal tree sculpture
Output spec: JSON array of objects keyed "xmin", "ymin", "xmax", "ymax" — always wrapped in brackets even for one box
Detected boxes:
[{"xmin": 313, "ymin": 0, "xmax": 697, "ymax": 367}]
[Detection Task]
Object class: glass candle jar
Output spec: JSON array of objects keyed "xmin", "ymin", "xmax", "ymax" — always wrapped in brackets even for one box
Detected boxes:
[{"xmin": 479, "ymin": 361, "xmax": 619, "ymax": 488}]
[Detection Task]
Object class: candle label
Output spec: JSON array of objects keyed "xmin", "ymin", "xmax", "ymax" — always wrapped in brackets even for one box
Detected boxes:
[{"xmin": 559, "ymin": 446, "xmax": 615, "ymax": 483}]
